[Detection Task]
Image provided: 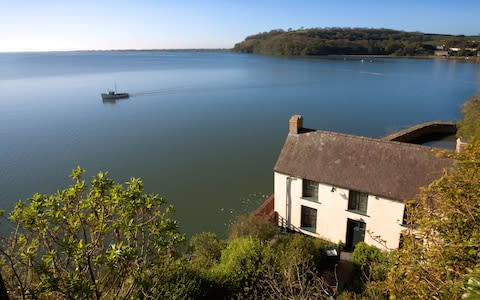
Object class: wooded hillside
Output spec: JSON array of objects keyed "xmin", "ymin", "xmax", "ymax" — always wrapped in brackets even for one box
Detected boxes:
[{"xmin": 233, "ymin": 28, "xmax": 479, "ymax": 56}]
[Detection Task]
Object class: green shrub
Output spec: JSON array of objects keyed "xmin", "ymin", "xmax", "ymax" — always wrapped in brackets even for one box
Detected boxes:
[
  {"xmin": 463, "ymin": 267, "xmax": 480, "ymax": 300},
  {"xmin": 352, "ymin": 243, "xmax": 387, "ymax": 269},
  {"xmin": 0, "ymin": 167, "xmax": 184, "ymax": 299},
  {"xmin": 135, "ymin": 260, "xmax": 228, "ymax": 300},
  {"xmin": 261, "ymin": 233, "xmax": 340, "ymax": 299},
  {"xmin": 458, "ymin": 94, "xmax": 480, "ymax": 140},
  {"xmin": 189, "ymin": 232, "xmax": 225, "ymax": 270},
  {"xmin": 349, "ymin": 242, "xmax": 390, "ymax": 295},
  {"xmin": 274, "ymin": 233, "xmax": 340, "ymax": 271},
  {"xmin": 228, "ymin": 214, "xmax": 277, "ymax": 241},
  {"xmin": 210, "ymin": 236, "xmax": 271, "ymax": 298}
]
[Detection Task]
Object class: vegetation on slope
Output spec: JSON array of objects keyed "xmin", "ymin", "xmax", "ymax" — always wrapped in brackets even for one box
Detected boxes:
[
  {"xmin": 233, "ymin": 27, "xmax": 480, "ymax": 56},
  {"xmin": 0, "ymin": 173, "xmax": 341, "ymax": 299},
  {"xmin": 458, "ymin": 94, "xmax": 480, "ymax": 140},
  {"xmin": 0, "ymin": 168, "xmax": 185, "ymax": 299}
]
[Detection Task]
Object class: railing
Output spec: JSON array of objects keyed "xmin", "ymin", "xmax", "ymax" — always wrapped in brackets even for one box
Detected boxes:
[
  {"xmin": 254, "ymin": 195, "xmax": 313, "ymax": 234},
  {"xmin": 277, "ymin": 213, "xmax": 303, "ymax": 233}
]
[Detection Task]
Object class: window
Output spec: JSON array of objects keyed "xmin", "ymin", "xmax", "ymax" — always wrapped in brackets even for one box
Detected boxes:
[
  {"xmin": 300, "ymin": 205, "xmax": 317, "ymax": 232},
  {"xmin": 348, "ymin": 190, "xmax": 368, "ymax": 214},
  {"xmin": 302, "ymin": 179, "xmax": 318, "ymax": 199},
  {"xmin": 401, "ymin": 206, "xmax": 418, "ymax": 228}
]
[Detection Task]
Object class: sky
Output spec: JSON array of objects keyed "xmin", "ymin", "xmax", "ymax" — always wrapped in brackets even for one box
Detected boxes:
[{"xmin": 1, "ymin": 0, "xmax": 480, "ymax": 52}]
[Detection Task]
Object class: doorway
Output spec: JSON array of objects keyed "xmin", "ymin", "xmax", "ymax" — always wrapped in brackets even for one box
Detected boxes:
[{"xmin": 345, "ymin": 219, "xmax": 366, "ymax": 250}]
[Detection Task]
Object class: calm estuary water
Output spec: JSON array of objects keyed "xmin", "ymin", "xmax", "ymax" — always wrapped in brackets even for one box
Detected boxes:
[{"xmin": 1, "ymin": 51, "xmax": 479, "ymax": 236}]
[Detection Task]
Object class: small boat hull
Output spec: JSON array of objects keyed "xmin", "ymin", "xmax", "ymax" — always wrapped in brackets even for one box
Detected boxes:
[{"xmin": 101, "ymin": 93, "xmax": 129, "ymax": 100}]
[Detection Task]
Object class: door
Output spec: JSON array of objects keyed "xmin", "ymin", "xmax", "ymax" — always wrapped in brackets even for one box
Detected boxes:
[{"xmin": 346, "ymin": 219, "xmax": 366, "ymax": 250}]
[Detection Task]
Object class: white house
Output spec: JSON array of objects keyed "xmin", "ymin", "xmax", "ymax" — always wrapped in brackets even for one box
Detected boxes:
[{"xmin": 273, "ymin": 115, "xmax": 453, "ymax": 250}]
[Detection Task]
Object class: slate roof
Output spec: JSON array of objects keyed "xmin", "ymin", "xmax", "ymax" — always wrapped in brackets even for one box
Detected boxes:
[{"xmin": 274, "ymin": 129, "xmax": 453, "ymax": 201}]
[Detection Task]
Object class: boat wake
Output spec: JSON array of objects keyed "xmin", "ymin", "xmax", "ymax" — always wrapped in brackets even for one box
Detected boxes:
[{"xmin": 128, "ymin": 81, "xmax": 338, "ymax": 98}]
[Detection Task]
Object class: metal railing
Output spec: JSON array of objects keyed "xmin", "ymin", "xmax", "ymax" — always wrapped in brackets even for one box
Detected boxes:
[{"xmin": 277, "ymin": 213, "xmax": 303, "ymax": 233}]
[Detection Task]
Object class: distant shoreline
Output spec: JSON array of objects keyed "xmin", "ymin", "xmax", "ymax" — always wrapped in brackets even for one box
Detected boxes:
[
  {"xmin": 243, "ymin": 52, "xmax": 480, "ymax": 63},
  {"xmin": 327, "ymin": 54, "xmax": 480, "ymax": 62}
]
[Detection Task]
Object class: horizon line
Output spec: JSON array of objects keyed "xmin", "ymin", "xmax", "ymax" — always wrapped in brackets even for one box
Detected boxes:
[{"xmin": 0, "ymin": 48, "xmax": 233, "ymax": 54}]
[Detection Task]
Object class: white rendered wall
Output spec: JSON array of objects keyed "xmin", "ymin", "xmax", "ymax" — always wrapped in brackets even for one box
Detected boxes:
[{"xmin": 274, "ymin": 172, "xmax": 406, "ymax": 250}]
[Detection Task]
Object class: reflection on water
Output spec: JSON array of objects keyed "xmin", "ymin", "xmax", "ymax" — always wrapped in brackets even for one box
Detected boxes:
[
  {"xmin": 102, "ymin": 98, "xmax": 129, "ymax": 104},
  {"xmin": 0, "ymin": 51, "xmax": 478, "ymax": 237}
]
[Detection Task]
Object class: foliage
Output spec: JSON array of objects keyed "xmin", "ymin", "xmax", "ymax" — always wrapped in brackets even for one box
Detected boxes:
[
  {"xmin": 463, "ymin": 267, "xmax": 480, "ymax": 300},
  {"xmin": 458, "ymin": 94, "xmax": 480, "ymax": 141},
  {"xmin": 348, "ymin": 242, "xmax": 390, "ymax": 297},
  {"xmin": 209, "ymin": 236, "xmax": 271, "ymax": 298},
  {"xmin": 187, "ymin": 230, "xmax": 342, "ymax": 299},
  {"xmin": 233, "ymin": 27, "xmax": 479, "ymax": 57},
  {"xmin": 382, "ymin": 140, "xmax": 480, "ymax": 298},
  {"xmin": 134, "ymin": 259, "xmax": 224, "ymax": 300},
  {"xmin": 0, "ymin": 167, "xmax": 184, "ymax": 299},
  {"xmin": 351, "ymin": 242, "xmax": 389, "ymax": 282},
  {"xmin": 188, "ymin": 232, "xmax": 224, "ymax": 270},
  {"xmin": 228, "ymin": 213, "xmax": 277, "ymax": 241},
  {"xmin": 263, "ymin": 233, "xmax": 339, "ymax": 299},
  {"xmin": 273, "ymin": 233, "xmax": 340, "ymax": 271}
]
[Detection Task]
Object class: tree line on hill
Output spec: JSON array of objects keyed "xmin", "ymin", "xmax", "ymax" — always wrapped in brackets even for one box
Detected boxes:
[{"xmin": 233, "ymin": 27, "xmax": 480, "ymax": 56}]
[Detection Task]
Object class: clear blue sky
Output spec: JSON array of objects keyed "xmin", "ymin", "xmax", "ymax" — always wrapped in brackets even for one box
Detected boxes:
[{"xmin": 2, "ymin": 0, "xmax": 479, "ymax": 52}]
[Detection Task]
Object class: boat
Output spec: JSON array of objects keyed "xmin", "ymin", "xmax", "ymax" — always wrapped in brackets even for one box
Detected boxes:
[
  {"xmin": 101, "ymin": 82, "xmax": 129, "ymax": 100},
  {"xmin": 101, "ymin": 91, "xmax": 129, "ymax": 100}
]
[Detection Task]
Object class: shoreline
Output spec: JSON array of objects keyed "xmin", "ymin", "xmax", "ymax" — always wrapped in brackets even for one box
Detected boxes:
[
  {"xmin": 329, "ymin": 54, "xmax": 480, "ymax": 62},
  {"xmin": 232, "ymin": 50, "xmax": 480, "ymax": 63}
]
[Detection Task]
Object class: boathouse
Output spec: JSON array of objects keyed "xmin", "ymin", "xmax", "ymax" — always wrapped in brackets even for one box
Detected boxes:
[{"xmin": 273, "ymin": 115, "xmax": 453, "ymax": 249}]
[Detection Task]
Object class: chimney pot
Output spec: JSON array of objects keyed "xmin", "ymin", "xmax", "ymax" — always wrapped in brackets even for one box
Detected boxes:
[{"xmin": 289, "ymin": 115, "xmax": 303, "ymax": 134}]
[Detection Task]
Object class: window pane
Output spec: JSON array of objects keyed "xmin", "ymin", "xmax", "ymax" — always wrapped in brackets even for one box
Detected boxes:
[
  {"xmin": 348, "ymin": 191, "xmax": 357, "ymax": 210},
  {"xmin": 301, "ymin": 205, "xmax": 317, "ymax": 230},
  {"xmin": 348, "ymin": 190, "xmax": 368, "ymax": 213},
  {"xmin": 302, "ymin": 179, "xmax": 318, "ymax": 198},
  {"xmin": 358, "ymin": 193, "xmax": 368, "ymax": 212}
]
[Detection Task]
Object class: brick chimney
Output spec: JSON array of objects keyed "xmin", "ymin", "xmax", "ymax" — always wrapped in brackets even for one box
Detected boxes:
[
  {"xmin": 456, "ymin": 137, "xmax": 467, "ymax": 153},
  {"xmin": 289, "ymin": 115, "xmax": 303, "ymax": 134}
]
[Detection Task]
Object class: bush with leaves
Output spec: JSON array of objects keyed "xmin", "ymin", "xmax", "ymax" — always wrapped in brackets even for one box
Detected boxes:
[
  {"xmin": 228, "ymin": 213, "xmax": 278, "ymax": 241},
  {"xmin": 347, "ymin": 242, "xmax": 390, "ymax": 297},
  {"xmin": 0, "ymin": 167, "xmax": 184, "ymax": 299},
  {"xmin": 210, "ymin": 236, "xmax": 272, "ymax": 298},
  {"xmin": 188, "ymin": 232, "xmax": 225, "ymax": 270},
  {"xmin": 274, "ymin": 233, "xmax": 340, "ymax": 272},
  {"xmin": 351, "ymin": 242, "xmax": 389, "ymax": 282},
  {"xmin": 135, "ymin": 258, "xmax": 227, "ymax": 300},
  {"xmin": 458, "ymin": 94, "xmax": 480, "ymax": 140},
  {"xmin": 264, "ymin": 233, "xmax": 339, "ymax": 299}
]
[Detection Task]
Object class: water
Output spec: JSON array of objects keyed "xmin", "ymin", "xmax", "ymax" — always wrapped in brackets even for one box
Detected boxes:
[{"xmin": 1, "ymin": 51, "xmax": 479, "ymax": 236}]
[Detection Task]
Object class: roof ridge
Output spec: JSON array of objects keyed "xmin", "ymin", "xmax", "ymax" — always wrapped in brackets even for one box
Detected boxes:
[{"xmin": 302, "ymin": 129, "xmax": 452, "ymax": 152}]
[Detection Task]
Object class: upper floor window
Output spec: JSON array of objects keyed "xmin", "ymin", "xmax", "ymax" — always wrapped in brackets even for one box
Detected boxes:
[
  {"xmin": 348, "ymin": 190, "xmax": 368, "ymax": 214},
  {"xmin": 302, "ymin": 179, "xmax": 318, "ymax": 199}
]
